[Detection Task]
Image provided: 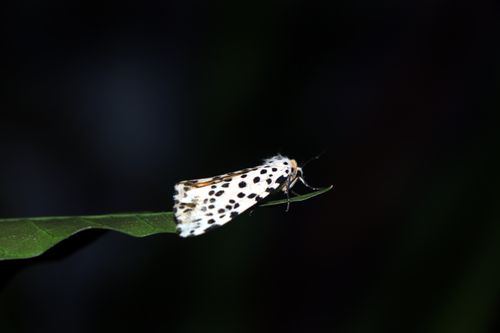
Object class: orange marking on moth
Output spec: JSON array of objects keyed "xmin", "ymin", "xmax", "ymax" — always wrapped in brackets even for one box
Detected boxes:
[{"xmin": 187, "ymin": 170, "xmax": 250, "ymax": 188}]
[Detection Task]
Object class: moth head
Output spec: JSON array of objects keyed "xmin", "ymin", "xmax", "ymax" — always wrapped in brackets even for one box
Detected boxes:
[
  {"xmin": 290, "ymin": 159, "xmax": 300, "ymax": 176},
  {"xmin": 287, "ymin": 159, "xmax": 302, "ymax": 189},
  {"xmin": 288, "ymin": 155, "xmax": 321, "ymax": 192}
]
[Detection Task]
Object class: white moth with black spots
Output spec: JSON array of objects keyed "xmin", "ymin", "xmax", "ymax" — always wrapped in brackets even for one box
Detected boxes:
[{"xmin": 173, "ymin": 154, "xmax": 316, "ymax": 237}]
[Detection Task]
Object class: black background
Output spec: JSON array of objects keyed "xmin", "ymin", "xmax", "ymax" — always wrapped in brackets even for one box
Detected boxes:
[{"xmin": 1, "ymin": 1, "xmax": 499, "ymax": 332}]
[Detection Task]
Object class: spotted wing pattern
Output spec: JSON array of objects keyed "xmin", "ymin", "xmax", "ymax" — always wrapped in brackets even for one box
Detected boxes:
[{"xmin": 173, "ymin": 155, "xmax": 295, "ymax": 237}]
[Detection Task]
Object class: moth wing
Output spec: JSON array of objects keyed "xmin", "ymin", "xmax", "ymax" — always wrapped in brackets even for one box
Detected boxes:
[{"xmin": 174, "ymin": 158, "xmax": 292, "ymax": 237}]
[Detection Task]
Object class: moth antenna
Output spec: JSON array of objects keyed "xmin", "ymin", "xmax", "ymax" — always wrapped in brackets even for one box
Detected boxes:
[{"xmin": 300, "ymin": 150, "xmax": 326, "ymax": 169}]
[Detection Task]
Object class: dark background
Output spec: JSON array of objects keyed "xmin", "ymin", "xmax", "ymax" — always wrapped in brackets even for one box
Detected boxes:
[{"xmin": 1, "ymin": 1, "xmax": 499, "ymax": 332}]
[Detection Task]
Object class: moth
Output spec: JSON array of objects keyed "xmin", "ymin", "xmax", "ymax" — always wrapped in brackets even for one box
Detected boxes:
[{"xmin": 173, "ymin": 154, "xmax": 317, "ymax": 237}]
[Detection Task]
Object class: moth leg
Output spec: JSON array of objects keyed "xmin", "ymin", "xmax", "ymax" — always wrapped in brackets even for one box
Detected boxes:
[
  {"xmin": 291, "ymin": 189, "xmax": 301, "ymax": 196},
  {"xmin": 299, "ymin": 176, "xmax": 320, "ymax": 191},
  {"xmin": 285, "ymin": 177, "xmax": 293, "ymax": 212}
]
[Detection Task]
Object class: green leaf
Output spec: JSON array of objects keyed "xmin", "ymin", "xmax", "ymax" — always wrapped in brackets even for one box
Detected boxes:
[
  {"xmin": 0, "ymin": 185, "xmax": 332, "ymax": 261},
  {"xmin": 0, "ymin": 212, "xmax": 176, "ymax": 261},
  {"xmin": 259, "ymin": 185, "xmax": 334, "ymax": 207}
]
